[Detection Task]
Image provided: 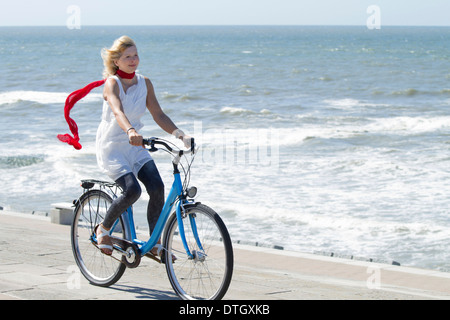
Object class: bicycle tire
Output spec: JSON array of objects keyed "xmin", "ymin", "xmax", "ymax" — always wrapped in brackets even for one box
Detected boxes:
[
  {"xmin": 163, "ymin": 203, "xmax": 233, "ymax": 300},
  {"xmin": 71, "ymin": 189, "xmax": 126, "ymax": 287}
]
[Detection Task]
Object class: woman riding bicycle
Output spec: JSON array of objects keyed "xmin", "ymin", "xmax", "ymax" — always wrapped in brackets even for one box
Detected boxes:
[{"xmin": 94, "ymin": 36, "xmax": 192, "ymax": 257}]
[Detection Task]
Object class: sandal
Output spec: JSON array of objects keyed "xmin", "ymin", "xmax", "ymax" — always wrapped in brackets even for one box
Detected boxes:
[
  {"xmin": 94, "ymin": 224, "xmax": 113, "ymax": 256},
  {"xmin": 145, "ymin": 244, "xmax": 177, "ymax": 264}
]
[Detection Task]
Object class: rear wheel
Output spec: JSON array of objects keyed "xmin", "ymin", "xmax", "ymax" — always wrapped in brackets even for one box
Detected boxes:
[{"xmin": 71, "ymin": 190, "xmax": 126, "ymax": 287}]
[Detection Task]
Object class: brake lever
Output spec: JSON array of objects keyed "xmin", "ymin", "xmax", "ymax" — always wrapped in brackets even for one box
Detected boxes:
[
  {"xmin": 143, "ymin": 137, "xmax": 159, "ymax": 152},
  {"xmin": 190, "ymin": 138, "xmax": 195, "ymax": 154}
]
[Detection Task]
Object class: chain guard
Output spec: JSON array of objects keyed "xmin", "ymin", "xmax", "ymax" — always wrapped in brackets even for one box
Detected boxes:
[{"xmin": 110, "ymin": 236, "xmax": 141, "ymax": 268}]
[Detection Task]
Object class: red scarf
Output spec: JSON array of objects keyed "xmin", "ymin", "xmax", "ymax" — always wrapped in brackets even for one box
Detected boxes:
[
  {"xmin": 116, "ymin": 69, "xmax": 135, "ymax": 79},
  {"xmin": 57, "ymin": 70, "xmax": 135, "ymax": 150}
]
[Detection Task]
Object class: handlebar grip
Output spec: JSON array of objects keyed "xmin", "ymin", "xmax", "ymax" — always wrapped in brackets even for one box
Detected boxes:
[
  {"xmin": 143, "ymin": 137, "xmax": 195, "ymax": 154},
  {"xmin": 142, "ymin": 137, "xmax": 156, "ymax": 146}
]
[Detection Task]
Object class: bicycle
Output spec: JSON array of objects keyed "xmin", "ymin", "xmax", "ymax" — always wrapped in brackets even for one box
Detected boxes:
[{"xmin": 70, "ymin": 137, "xmax": 234, "ymax": 300}]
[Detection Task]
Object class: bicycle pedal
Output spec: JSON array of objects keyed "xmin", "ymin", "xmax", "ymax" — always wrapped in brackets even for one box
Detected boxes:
[{"xmin": 144, "ymin": 252, "xmax": 162, "ymax": 264}]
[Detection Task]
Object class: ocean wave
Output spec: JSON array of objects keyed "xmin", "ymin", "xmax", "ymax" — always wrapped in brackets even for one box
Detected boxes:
[
  {"xmin": 219, "ymin": 106, "xmax": 272, "ymax": 116},
  {"xmin": 281, "ymin": 115, "xmax": 450, "ymax": 146},
  {"xmin": 196, "ymin": 114, "xmax": 450, "ymax": 151},
  {"xmin": 391, "ymin": 88, "xmax": 420, "ymax": 96},
  {"xmin": 0, "ymin": 91, "xmax": 103, "ymax": 106},
  {"xmin": 323, "ymin": 98, "xmax": 361, "ymax": 108},
  {"xmin": 322, "ymin": 98, "xmax": 390, "ymax": 110},
  {"xmin": 220, "ymin": 106, "xmax": 253, "ymax": 115},
  {"xmin": 366, "ymin": 116, "xmax": 450, "ymax": 134},
  {"xmin": 302, "ymin": 115, "xmax": 450, "ymax": 142},
  {"xmin": 159, "ymin": 91, "xmax": 203, "ymax": 102},
  {"xmin": 373, "ymin": 88, "xmax": 450, "ymax": 97},
  {"xmin": 0, "ymin": 155, "xmax": 45, "ymax": 168}
]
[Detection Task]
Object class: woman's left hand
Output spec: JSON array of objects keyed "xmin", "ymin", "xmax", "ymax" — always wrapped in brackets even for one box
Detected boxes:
[
  {"xmin": 172, "ymin": 129, "xmax": 195, "ymax": 150},
  {"xmin": 181, "ymin": 135, "xmax": 195, "ymax": 150}
]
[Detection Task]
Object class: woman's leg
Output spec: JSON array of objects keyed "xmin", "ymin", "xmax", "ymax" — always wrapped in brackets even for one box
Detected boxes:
[
  {"xmin": 137, "ymin": 160, "xmax": 165, "ymax": 236},
  {"xmin": 96, "ymin": 172, "xmax": 141, "ymax": 254},
  {"xmin": 102, "ymin": 172, "xmax": 142, "ymax": 229}
]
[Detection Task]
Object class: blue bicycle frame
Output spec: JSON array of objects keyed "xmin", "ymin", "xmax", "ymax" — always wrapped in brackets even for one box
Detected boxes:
[{"xmin": 109, "ymin": 143, "xmax": 197, "ymax": 259}]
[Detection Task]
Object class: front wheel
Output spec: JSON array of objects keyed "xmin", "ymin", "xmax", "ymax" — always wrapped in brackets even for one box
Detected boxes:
[{"xmin": 163, "ymin": 203, "xmax": 234, "ymax": 300}]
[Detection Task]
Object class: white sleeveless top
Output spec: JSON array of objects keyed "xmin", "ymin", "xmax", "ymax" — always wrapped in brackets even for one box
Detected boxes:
[{"xmin": 96, "ymin": 74, "xmax": 152, "ymax": 181}]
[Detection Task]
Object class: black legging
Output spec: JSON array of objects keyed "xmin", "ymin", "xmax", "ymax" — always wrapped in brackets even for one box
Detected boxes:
[{"xmin": 102, "ymin": 160, "xmax": 164, "ymax": 235}]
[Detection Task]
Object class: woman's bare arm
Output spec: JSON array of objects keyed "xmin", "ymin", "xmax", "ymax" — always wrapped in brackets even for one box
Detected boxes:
[{"xmin": 104, "ymin": 78, "xmax": 142, "ymax": 146}]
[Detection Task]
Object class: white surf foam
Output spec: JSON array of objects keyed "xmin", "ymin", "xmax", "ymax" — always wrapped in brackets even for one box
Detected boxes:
[{"xmin": 0, "ymin": 90, "xmax": 103, "ymax": 105}]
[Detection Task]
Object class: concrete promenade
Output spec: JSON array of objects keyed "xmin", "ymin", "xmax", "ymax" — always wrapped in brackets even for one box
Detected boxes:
[{"xmin": 1, "ymin": 209, "xmax": 450, "ymax": 300}]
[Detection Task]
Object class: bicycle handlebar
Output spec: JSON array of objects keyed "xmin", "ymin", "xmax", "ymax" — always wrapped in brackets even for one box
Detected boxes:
[{"xmin": 143, "ymin": 137, "xmax": 196, "ymax": 156}]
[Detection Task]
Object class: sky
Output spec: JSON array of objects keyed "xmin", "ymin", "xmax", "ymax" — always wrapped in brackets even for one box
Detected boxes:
[{"xmin": 0, "ymin": 0, "xmax": 449, "ymax": 27}]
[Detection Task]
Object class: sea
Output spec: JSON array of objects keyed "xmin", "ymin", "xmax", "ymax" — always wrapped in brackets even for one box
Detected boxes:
[{"xmin": 0, "ymin": 26, "xmax": 449, "ymax": 271}]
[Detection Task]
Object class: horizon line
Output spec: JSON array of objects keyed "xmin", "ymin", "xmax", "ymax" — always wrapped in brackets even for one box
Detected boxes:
[{"xmin": 1, "ymin": 24, "xmax": 449, "ymax": 28}]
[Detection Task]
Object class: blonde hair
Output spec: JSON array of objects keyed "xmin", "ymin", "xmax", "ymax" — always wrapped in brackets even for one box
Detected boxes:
[{"xmin": 101, "ymin": 35, "xmax": 136, "ymax": 78}]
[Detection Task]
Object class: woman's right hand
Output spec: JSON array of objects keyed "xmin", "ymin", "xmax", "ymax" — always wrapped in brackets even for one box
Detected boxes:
[{"xmin": 127, "ymin": 128, "xmax": 143, "ymax": 146}]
